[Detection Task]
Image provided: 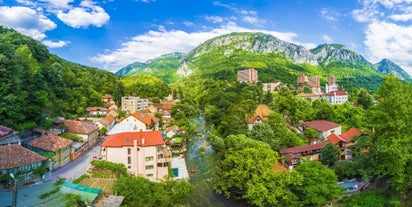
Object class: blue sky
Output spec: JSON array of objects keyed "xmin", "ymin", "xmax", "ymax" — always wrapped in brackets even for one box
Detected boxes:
[{"xmin": 1, "ymin": 0, "xmax": 412, "ymax": 74}]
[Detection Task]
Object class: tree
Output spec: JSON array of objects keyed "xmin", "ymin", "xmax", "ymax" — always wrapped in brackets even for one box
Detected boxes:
[
  {"xmin": 312, "ymin": 98, "xmax": 336, "ymax": 121},
  {"xmin": 365, "ymin": 75, "xmax": 412, "ymax": 193},
  {"xmin": 320, "ymin": 142, "xmax": 341, "ymax": 167},
  {"xmin": 113, "ymin": 175, "xmax": 194, "ymax": 207},
  {"xmin": 247, "ymin": 123, "xmax": 277, "ymax": 149},
  {"xmin": 357, "ymin": 88, "xmax": 373, "ymax": 109},
  {"xmin": 292, "ymin": 161, "xmax": 343, "ymax": 206},
  {"xmin": 304, "ymin": 127, "xmax": 318, "ymax": 140},
  {"xmin": 214, "ymin": 135, "xmax": 302, "ymax": 206}
]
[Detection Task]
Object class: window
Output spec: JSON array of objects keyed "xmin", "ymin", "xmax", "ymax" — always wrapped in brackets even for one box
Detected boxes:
[
  {"xmin": 128, "ymin": 166, "xmax": 131, "ymax": 169},
  {"xmin": 128, "ymin": 157, "xmax": 131, "ymax": 164},
  {"xmin": 127, "ymin": 148, "xmax": 131, "ymax": 155},
  {"xmin": 146, "ymin": 174, "xmax": 153, "ymax": 177},
  {"xmin": 145, "ymin": 156, "xmax": 154, "ymax": 161},
  {"xmin": 145, "ymin": 165, "xmax": 154, "ymax": 170}
]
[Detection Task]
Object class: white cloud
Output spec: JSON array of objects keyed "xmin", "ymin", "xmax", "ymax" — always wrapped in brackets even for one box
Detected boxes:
[
  {"xmin": 205, "ymin": 16, "xmax": 224, "ymax": 23},
  {"xmin": 90, "ymin": 22, "xmax": 310, "ymax": 72},
  {"xmin": 322, "ymin": 35, "xmax": 333, "ymax": 43},
  {"xmin": 321, "ymin": 8, "xmax": 338, "ymax": 21},
  {"xmin": 136, "ymin": 0, "xmax": 156, "ymax": 2},
  {"xmin": 390, "ymin": 12, "xmax": 412, "ymax": 21},
  {"xmin": 0, "ymin": 6, "xmax": 56, "ymax": 40},
  {"xmin": 183, "ymin": 21, "xmax": 194, "ymax": 27},
  {"xmin": 56, "ymin": 1, "xmax": 110, "ymax": 28},
  {"xmin": 42, "ymin": 40, "xmax": 71, "ymax": 48},
  {"xmin": 364, "ymin": 21, "xmax": 412, "ymax": 73}
]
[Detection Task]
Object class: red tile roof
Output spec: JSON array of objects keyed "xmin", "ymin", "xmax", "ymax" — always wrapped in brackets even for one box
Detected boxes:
[
  {"xmin": 304, "ymin": 120, "xmax": 341, "ymax": 132},
  {"xmin": 325, "ymin": 91, "xmax": 348, "ymax": 96},
  {"xmin": 163, "ymin": 101, "xmax": 175, "ymax": 110},
  {"xmin": 131, "ymin": 112, "xmax": 159, "ymax": 125},
  {"xmin": 64, "ymin": 120, "xmax": 99, "ymax": 135},
  {"xmin": 0, "ymin": 145, "xmax": 47, "ymax": 170},
  {"xmin": 340, "ymin": 128, "xmax": 361, "ymax": 142},
  {"xmin": 102, "ymin": 94, "xmax": 112, "ymax": 99},
  {"xmin": 101, "ymin": 131, "xmax": 164, "ymax": 147},
  {"xmin": 28, "ymin": 132, "xmax": 73, "ymax": 152},
  {"xmin": 279, "ymin": 141, "xmax": 328, "ymax": 154},
  {"xmin": 105, "ymin": 114, "xmax": 115, "ymax": 123},
  {"xmin": 327, "ymin": 133, "xmax": 346, "ymax": 145}
]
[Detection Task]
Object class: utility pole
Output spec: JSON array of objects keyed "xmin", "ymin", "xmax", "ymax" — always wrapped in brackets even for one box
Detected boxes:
[{"xmin": 9, "ymin": 173, "xmax": 17, "ymax": 207}]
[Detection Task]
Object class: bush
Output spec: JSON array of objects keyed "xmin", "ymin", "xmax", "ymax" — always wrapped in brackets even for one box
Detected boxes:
[{"xmin": 38, "ymin": 187, "xmax": 60, "ymax": 199}]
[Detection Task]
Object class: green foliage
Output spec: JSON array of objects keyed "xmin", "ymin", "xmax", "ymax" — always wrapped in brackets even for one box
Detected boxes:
[
  {"xmin": 90, "ymin": 160, "xmax": 127, "ymax": 175},
  {"xmin": 343, "ymin": 191, "xmax": 400, "ymax": 207},
  {"xmin": 113, "ymin": 176, "xmax": 194, "ymax": 207},
  {"xmin": 99, "ymin": 127, "xmax": 108, "ymax": 136},
  {"xmin": 356, "ymin": 88, "xmax": 374, "ymax": 109},
  {"xmin": 64, "ymin": 193, "xmax": 86, "ymax": 207},
  {"xmin": 292, "ymin": 161, "xmax": 343, "ymax": 206},
  {"xmin": 320, "ymin": 142, "xmax": 341, "ymax": 167},
  {"xmin": 60, "ymin": 133, "xmax": 83, "ymax": 142},
  {"xmin": 55, "ymin": 178, "xmax": 67, "ymax": 185},
  {"xmin": 213, "ymin": 134, "xmax": 302, "ymax": 206},
  {"xmin": 39, "ymin": 187, "xmax": 61, "ymax": 199},
  {"xmin": 121, "ymin": 74, "xmax": 171, "ymax": 98},
  {"xmin": 365, "ymin": 75, "xmax": 412, "ymax": 193}
]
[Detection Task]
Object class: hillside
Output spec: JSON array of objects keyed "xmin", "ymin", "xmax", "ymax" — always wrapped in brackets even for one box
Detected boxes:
[
  {"xmin": 117, "ymin": 32, "xmax": 410, "ymax": 91},
  {"xmin": 0, "ymin": 26, "xmax": 123, "ymax": 130}
]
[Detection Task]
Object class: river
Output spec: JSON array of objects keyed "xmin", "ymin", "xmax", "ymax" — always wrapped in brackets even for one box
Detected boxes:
[{"xmin": 185, "ymin": 115, "xmax": 248, "ymax": 207}]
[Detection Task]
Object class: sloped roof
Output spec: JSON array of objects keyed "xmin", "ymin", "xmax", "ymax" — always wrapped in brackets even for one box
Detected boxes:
[
  {"xmin": 0, "ymin": 145, "xmax": 47, "ymax": 170},
  {"xmin": 165, "ymin": 125, "xmax": 180, "ymax": 133},
  {"xmin": 0, "ymin": 125, "xmax": 13, "ymax": 137},
  {"xmin": 279, "ymin": 141, "xmax": 328, "ymax": 154},
  {"xmin": 327, "ymin": 133, "xmax": 346, "ymax": 145},
  {"xmin": 105, "ymin": 114, "xmax": 115, "ymax": 123},
  {"xmin": 86, "ymin": 106, "xmax": 108, "ymax": 112},
  {"xmin": 247, "ymin": 104, "xmax": 274, "ymax": 124},
  {"xmin": 163, "ymin": 101, "xmax": 175, "ymax": 110},
  {"xmin": 64, "ymin": 120, "xmax": 99, "ymax": 135},
  {"xmin": 304, "ymin": 120, "xmax": 341, "ymax": 132},
  {"xmin": 28, "ymin": 132, "xmax": 73, "ymax": 152},
  {"xmin": 340, "ymin": 128, "xmax": 361, "ymax": 142},
  {"xmin": 102, "ymin": 94, "xmax": 112, "ymax": 99},
  {"xmin": 130, "ymin": 112, "xmax": 159, "ymax": 125},
  {"xmin": 101, "ymin": 131, "xmax": 163, "ymax": 147},
  {"xmin": 325, "ymin": 91, "xmax": 348, "ymax": 96}
]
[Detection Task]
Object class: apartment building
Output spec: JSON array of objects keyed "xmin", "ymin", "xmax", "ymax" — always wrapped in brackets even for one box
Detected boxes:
[
  {"xmin": 237, "ymin": 68, "xmax": 258, "ymax": 84},
  {"xmin": 121, "ymin": 96, "xmax": 149, "ymax": 114}
]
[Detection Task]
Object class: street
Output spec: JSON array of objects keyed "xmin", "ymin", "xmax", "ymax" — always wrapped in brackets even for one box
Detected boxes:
[{"xmin": 0, "ymin": 141, "xmax": 101, "ymax": 207}]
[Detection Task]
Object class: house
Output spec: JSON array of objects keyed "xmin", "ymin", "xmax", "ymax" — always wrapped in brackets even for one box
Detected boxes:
[
  {"xmin": 247, "ymin": 104, "xmax": 274, "ymax": 130},
  {"xmin": 0, "ymin": 145, "xmax": 51, "ymax": 186},
  {"xmin": 327, "ymin": 128, "xmax": 362, "ymax": 160},
  {"xmin": 297, "ymin": 93, "xmax": 323, "ymax": 102},
  {"xmin": 120, "ymin": 112, "xmax": 160, "ymax": 131},
  {"xmin": 279, "ymin": 141, "xmax": 328, "ymax": 169},
  {"xmin": 121, "ymin": 96, "xmax": 149, "ymax": 114},
  {"xmin": 0, "ymin": 125, "xmax": 21, "ymax": 146},
  {"xmin": 50, "ymin": 118, "xmax": 67, "ymax": 135},
  {"xmin": 164, "ymin": 125, "xmax": 182, "ymax": 138},
  {"xmin": 96, "ymin": 114, "xmax": 116, "ymax": 133},
  {"xmin": 303, "ymin": 120, "xmax": 341, "ymax": 139},
  {"xmin": 237, "ymin": 68, "xmax": 258, "ymax": 84},
  {"xmin": 27, "ymin": 132, "xmax": 73, "ymax": 170},
  {"xmin": 64, "ymin": 120, "xmax": 99, "ymax": 148},
  {"xmin": 100, "ymin": 131, "xmax": 171, "ymax": 180},
  {"xmin": 324, "ymin": 91, "xmax": 349, "ymax": 104},
  {"xmin": 102, "ymin": 94, "xmax": 114, "ymax": 104},
  {"xmin": 86, "ymin": 106, "xmax": 109, "ymax": 117}
]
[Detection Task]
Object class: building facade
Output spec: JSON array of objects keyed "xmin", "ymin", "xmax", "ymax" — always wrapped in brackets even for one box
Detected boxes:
[
  {"xmin": 121, "ymin": 96, "xmax": 149, "ymax": 114},
  {"xmin": 237, "ymin": 68, "xmax": 258, "ymax": 84},
  {"xmin": 101, "ymin": 131, "xmax": 171, "ymax": 180}
]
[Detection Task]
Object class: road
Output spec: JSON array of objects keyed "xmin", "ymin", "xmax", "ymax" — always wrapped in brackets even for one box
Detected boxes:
[{"xmin": 0, "ymin": 140, "xmax": 102, "ymax": 207}]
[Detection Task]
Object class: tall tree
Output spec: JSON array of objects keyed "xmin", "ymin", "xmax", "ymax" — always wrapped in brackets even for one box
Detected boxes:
[
  {"xmin": 292, "ymin": 161, "xmax": 343, "ymax": 206},
  {"xmin": 320, "ymin": 142, "xmax": 341, "ymax": 167}
]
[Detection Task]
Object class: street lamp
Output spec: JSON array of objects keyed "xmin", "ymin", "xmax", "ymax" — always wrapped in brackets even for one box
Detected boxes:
[{"xmin": 9, "ymin": 173, "xmax": 17, "ymax": 207}]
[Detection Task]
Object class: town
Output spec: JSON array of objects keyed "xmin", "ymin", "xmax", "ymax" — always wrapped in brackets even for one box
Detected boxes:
[{"xmin": 0, "ymin": 67, "xmax": 373, "ymax": 206}]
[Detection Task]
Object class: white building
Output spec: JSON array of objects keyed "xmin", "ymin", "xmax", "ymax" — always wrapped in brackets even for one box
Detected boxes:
[
  {"xmin": 100, "ymin": 131, "xmax": 171, "ymax": 180},
  {"xmin": 325, "ymin": 91, "xmax": 348, "ymax": 104}
]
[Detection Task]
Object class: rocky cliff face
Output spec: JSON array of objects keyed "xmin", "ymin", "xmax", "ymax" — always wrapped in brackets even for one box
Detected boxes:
[{"xmin": 374, "ymin": 58, "xmax": 411, "ymax": 80}]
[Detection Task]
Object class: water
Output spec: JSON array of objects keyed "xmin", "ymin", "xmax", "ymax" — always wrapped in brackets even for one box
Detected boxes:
[{"xmin": 185, "ymin": 115, "xmax": 248, "ymax": 207}]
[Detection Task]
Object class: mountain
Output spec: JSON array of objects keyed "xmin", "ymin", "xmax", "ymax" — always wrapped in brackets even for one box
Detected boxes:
[
  {"xmin": 115, "ymin": 52, "xmax": 186, "ymax": 83},
  {"xmin": 373, "ymin": 58, "xmax": 411, "ymax": 80},
  {"xmin": 116, "ymin": 32, "xmax": 410, "ymax": 91}
]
